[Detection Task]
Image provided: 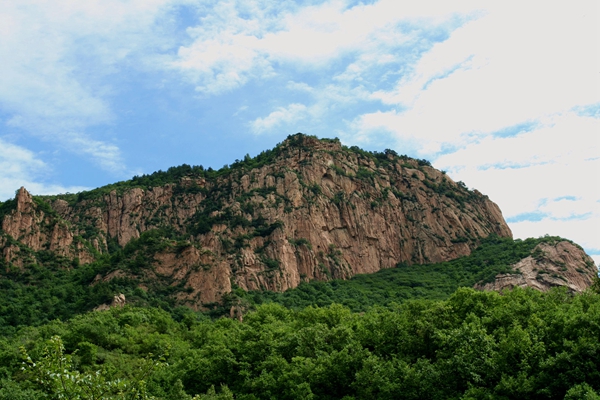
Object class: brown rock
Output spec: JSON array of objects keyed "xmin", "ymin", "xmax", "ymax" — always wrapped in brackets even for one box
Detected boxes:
[
  {"xmin": 476, "ymin": 241, "xmax": 598, "ymax": 293},
  {"xmin": 1, "ymin": 187, "xmax": 94, "ymax": 265},
  {"xmin": 0, "ymin": 136, "xmax": 518, "ymax": 305}
]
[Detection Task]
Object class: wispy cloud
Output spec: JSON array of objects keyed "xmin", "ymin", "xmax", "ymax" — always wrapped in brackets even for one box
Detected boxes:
[
  {"xmin": 0, "ymin": 0, "xmax": 179, "ymax": 174},
  {"xmin": 63, "ymin": 132, "xmax": 125, "ymax": 174},
  {"xmin": 169, "ymin": 0, "xmax": 475, "ymax": 95},
  {"xmin": 328, "ymin": 0, "xmax": 599, "ymax": 257},
  {"xmin": 250, "ymin": 103, "xmax": 308, "ymax": 134},
  {"xmin": 352, "ymin": 1, "xmax": 597, "ymax": 151},
  {"xmin": 436, "ymin": 113, "xmax": 599, "ymax": 171},
  {"xmin": 433, "ymin": 113, "xmax": 599, "ymax": 256},
  {"xmin": 0, "ymin": 138, "xmax": 89, "ymax": 200}
]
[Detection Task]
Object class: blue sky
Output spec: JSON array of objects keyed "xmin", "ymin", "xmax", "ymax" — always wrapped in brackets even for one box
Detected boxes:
[{"xmin": 1, "ymin": 0, "xmax": 598, "ymax": 265}]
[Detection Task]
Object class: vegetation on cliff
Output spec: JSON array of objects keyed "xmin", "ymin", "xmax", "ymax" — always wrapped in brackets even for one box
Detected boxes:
[
  {"xmin": 1, "ymin": 234, "xmax": 596, "ymax": 336},
  {"xmin": 242, "ymin": 235, "xmax": 595, "ymax": 312},
  {"xmin": 38, "ymin": 135, "xmax": 430, "ymax": 203},
  {"xmin": 1, "ymin": 133, "xmax": 515, "ymax": 308}
]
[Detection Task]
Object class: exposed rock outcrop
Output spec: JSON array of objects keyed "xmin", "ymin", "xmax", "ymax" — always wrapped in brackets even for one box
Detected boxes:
[
  {"xmin": 94, "ymin": 294, "xmax": 126, "ymax": 311},
  {"xmin": 0, "ymin": 135, "xmax": 519, "ymax": 305},
  {"xmin": 1, "ymin": 187, "xmax": 94, "ymax": 266},
  {"xmin": 475, "ymin": 241, "xmax": 598, "ymax": 293}
]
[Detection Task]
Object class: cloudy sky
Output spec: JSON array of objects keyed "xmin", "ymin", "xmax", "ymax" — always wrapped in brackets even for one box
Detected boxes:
[{"xmin": 1, "ymin": 0, "xmax": 598, "ymax": 265}]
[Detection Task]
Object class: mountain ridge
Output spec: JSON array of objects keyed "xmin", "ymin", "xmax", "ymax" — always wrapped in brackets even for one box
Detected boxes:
[{"xmin": 0, "ymin": 133, "xmax": 594, "ymax": 310}]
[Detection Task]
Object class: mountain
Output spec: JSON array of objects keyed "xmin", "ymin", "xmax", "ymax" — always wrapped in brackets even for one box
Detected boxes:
[
  {"xmin": 476, "ymin": 239, "xmax": 597, "ymax": 293},
  {"xmin": 0, "ymin": 134, "xmax": 594, "ymax": 311}
]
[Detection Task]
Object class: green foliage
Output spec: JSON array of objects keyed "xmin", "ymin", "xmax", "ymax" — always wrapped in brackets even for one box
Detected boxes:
[
  {"xmin": 0, "ymin": 234, "xmax": 575, "ymax": 338},
  {"xmin": 20, "ymin": 335, "xmax": 166, "ymax": 399},
  {"xmin": 589, "ymin": 276, "xmax": 600, "ymax": 294},
  {"xmin": 345, "ymin": 145, "xmax": 415, "ymax": 170},
  {"xmin": 330, "ymin": 164, "xmax": 347, "ymax": 177},
  {"xmin": 565, "ymin": 383, "xmax": 600, "ymax": 399},
  {"xmin": 253, "ymin": 220, "xmax": 283, "ymax": 237},
  {"xmin": 356, "ymin": 167, "xmax": 374, "ymax": 180},
  {"xmin": 34, "ymin": 134, "xmax": 437, "ymax": 223},
  {"xmin": 261, "ymin": 257, "xmax": 280, "ymax": 270},
  {"xmin": 43, "ymin": 146, "xmax": 283, "ymax": 205},
  {"xmin": 1, "ymin": 289, "xmax": 598, "ymax": 399},
  {"xmin": 0, "ymin": 198, "xmax": 17, "ymax": 220},
  {"xmin": 189, "ymin": 186, "xmax": 284, "ymax": 236},
  {"xmin": 451, "ymin": 236, "xmax": 469, "ymax": 243},
  {"xmin": 289, "ymin": 238, "xmax": 312, "ymax": 250},
  {"xmin": 249, "ymin": 235, "xmax": 547, "ymax": 311},
  {"xmin": 308, "ymin": 183, "xmax": 322, "ymax": 196},
  {"xmin": 3, "ymin": 134, "xmax": 598, "ymax": 398},
  {"xmin": 32, "ymin": 197, "xmax": 57, "ymax": 216},
  {"xmin": 0, "ymin": 228, "xmax": 197, "ymax": 335}
]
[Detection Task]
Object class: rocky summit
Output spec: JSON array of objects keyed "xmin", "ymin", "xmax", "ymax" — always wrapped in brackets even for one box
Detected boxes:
[{"xmin": 0, "ymin": 134, "xmax": 595, "ymax": 307}]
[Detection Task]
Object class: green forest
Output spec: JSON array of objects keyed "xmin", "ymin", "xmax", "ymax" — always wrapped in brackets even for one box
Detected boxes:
[
  {"xmin": 0, "ymin": 235, "xmax": 599, "ymax": 398},
  {"xmin": 1, "ymin": 287, "xmax": 599, "ymax": 399}
]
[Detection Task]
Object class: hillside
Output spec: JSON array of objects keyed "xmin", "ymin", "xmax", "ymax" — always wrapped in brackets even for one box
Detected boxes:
[
  {"xmin": 0, "ymin": 131, "xmax": 598, "ymax": 398},
  {"xmin": 1, "ymin": 134, "xmax": 513, "ymax": 307},
  {"xmin": 225, "ymin": 235, "xmax": 598, "ymax": 316}
]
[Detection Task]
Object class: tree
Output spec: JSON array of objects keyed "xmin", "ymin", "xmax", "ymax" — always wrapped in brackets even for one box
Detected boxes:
[
  {"xmin": 21, "ymin": 336, "xmax": 166, "ymax": 400},
  {"xmin": 590, "ymin": 276, "xmax": 600, "ymax": 294}
]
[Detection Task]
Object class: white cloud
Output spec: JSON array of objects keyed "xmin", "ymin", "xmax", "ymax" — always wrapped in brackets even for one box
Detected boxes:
[
  {"xmin": 171, "ymin": 0, "xmax": 278, "ymax": 95},
  {"xmin": 434, "ymin": 113, "xmax": 599, "ymax": 216},
  {"xmin": 6, "ymin": 118, "xmax": 125, "ymax": 174},
  {"xmin": 0, "ymin": 138, "xmax": 88, "ymax": 201},
  {"xmin": 335, "ymin": 0, "xmax": 600, "ymax": 256},
  {"xmin": 0, "ymin": 0, "xmax": 179, "ymax": 172},
  {"xmin": 539, "ymin": 197, "xmax": 596, "ymax": 220},
  {"xmin": 357, "ymin": 0, "xmax": 598, "ymax": 152},
  {"xmin": 510, "ymin": 217, "xmax": 600, "ymax": 260},
  {"xmin": 250, "ymin": 103, "xmax": 308, "ymax": 134},
  {"xmin": 170, "ymin": 0, "xmax": 478, "ymax": 95},
  {"xmin": 63, "ymin": 132, "xmax": 125, "ymax": 174},
  {"xmin": 2, "ymin": 0, "xmax": 598, "ymax": 261},
  {"xmin": 433, "ymin": 113, "xmax": 599, "ymax": 256},
  {"xmin": 248, "ymin": 77, "xmax": 376, "ymax": 135}
]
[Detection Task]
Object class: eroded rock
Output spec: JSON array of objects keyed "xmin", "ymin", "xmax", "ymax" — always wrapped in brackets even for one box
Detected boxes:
[{"xmin": 475, "ymin": 241, "xmax": 598, "ymax": 293}]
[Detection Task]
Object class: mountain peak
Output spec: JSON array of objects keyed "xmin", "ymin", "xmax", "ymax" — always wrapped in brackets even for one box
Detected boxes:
[
  {"xmin": 281, "ymin": 133, "xmax": 342, "ymax": 151},
  {"xmin": 3, "ymin": 137, "xmax": 593, "ymax": 309},
  {"xmin": 15, "ymin": 186, "xmax": 33, "ymax": 213}
]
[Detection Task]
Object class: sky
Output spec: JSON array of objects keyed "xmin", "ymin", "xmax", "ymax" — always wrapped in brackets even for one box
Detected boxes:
[{"xmin": 1, "ymin": 0, "xmax": 598, "ymax": 265}]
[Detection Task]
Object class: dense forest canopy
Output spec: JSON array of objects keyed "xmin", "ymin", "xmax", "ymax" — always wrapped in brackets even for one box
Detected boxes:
[{"xmin": 1, "ymin": 287, "xmax": 599, "ymax": 399}]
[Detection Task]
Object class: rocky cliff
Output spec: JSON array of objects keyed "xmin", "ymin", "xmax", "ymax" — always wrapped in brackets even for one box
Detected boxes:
[
  {"xmin": 0, "ymin": 134, "xmax": 526, "ymax": 305},
  {"xmin": 1, "ymin": 187, "xmax": 95, "ymax": 267},
  {"xmin": 475, "ymin": 240, "xmax": 598, "ymax": 293}
]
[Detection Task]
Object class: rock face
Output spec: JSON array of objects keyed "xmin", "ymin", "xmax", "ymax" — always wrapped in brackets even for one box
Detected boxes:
[
  {"xmin": 475, "ymin": 241, "xmax": 598, "ymax": 293},
  {"xmin": 0, "ymin": 135, "xmax": 519, "ymax": 305},
  {"xmin": 1, "ymin": 187, "xmax": 94, "ymax": 266}
]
